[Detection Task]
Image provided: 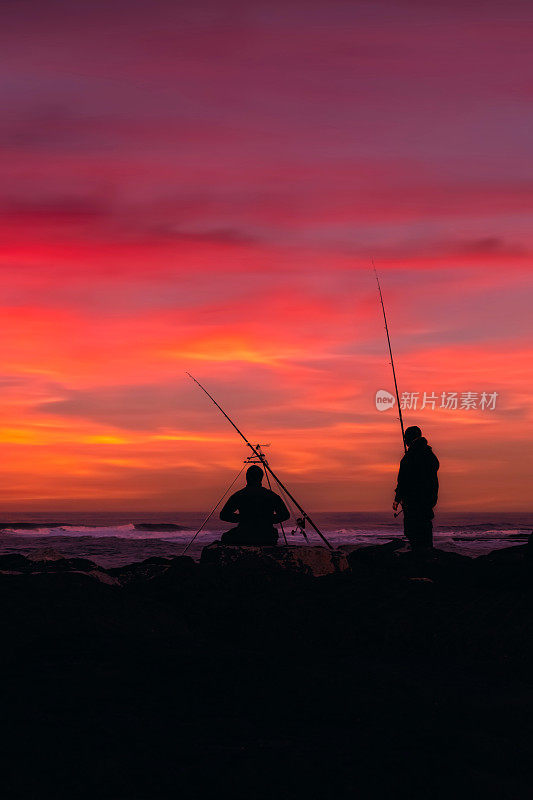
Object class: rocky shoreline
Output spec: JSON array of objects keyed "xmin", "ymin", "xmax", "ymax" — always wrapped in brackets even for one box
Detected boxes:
[{"xmin": 0, "ymin": 537, "xmax": 532, "ymax": 798}]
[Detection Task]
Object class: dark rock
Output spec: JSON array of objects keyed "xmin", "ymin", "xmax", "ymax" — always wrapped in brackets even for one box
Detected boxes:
[
  {"xmin": 33, "ymin": 551, "xmax": 103, "ymax": 572},
  {"xmin": 200, "ymin": 543, "xmax": 349, "ymax": 576},
  {"xmin": 346, "ymin": 538, "xmax": 407, "ymax": 566},
  {"xmin": 347, "ymin": 541, "xmax": 474, "ymax": 585},
  {"xmin": 478, "ymin": 543, "xmax": 529, "ymax": 564},
  {"xmin": 0, "ymin": 553, "xmax": 33, "ymax": 572},
  {"xmin": 75, "ymin": 569, "xmax": 120, "ymax": 586},
  {"xmin": 166, "ymin": 555, "xmax": 197, "ymax": 575},
  {"xmin": 110, "ymin": 555, "xmax": 196, "ymax": 586},
  {"xmin": 26, "ymin": 547, "xmax": 66, "ymax": 562},
  {"xmin": 0, "ymin": 550, "xmax": 100, "ymax": 574},
  {"xmin": 26, "ymin": 549, "xmax": 102, "ymax": 573},
  {"xmin": 141, "ymin": 556, "xmax": 173, "ymax": 565},
  {"xmin": 0, "ymin": 531, "xmax": 533, "ymax": 798},
  {"xmin": 0, "ymin": 569, "xmax": 187, "ymax": 646},
  {"xmin": 108, "ymin": 562, "xmax": 169, "ymax": 585}
]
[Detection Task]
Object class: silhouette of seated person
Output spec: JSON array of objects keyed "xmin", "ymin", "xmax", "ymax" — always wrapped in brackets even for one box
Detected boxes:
[{"xmin": 219, "ymin": 465, "xmax": 290, "ymax": 546}]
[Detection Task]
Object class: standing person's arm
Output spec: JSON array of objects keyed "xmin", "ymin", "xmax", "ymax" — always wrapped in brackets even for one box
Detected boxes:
[
  {"xmin": 393, "ymin": 459, "xmax": 405, "ymax": 511},
  {"xmin": 220, "ymin": 493, "xmax": 240, "ymax": 523}
]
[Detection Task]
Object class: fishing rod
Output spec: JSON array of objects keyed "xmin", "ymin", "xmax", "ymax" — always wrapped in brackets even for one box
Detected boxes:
[
  {"xmin": 186, "ymin": 372, "xmax": 333, "ymax": 549},
  {"xmin": 373, "ymin": 262, "xmax": 407, "ymax": 455}
]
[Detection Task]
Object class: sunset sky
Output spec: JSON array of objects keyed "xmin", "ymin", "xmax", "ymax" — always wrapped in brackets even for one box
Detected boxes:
[{"xmin": 0, "ymin": 0, "xmax": 532, "ymax": 512}]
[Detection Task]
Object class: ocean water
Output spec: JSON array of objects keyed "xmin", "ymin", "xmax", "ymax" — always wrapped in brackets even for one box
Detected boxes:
[{"xmin": 0, "ymin": 511, "xmax": 530, "ymax": 567}]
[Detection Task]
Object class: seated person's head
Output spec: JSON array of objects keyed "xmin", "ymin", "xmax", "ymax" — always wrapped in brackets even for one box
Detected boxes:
[{"xmin": 246, "ymin": 465, "xmax": 264, "ymax": 485}]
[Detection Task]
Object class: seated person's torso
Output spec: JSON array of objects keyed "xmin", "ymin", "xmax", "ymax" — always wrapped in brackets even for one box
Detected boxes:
[{"xmin": 232, "ymin": 487, "xmax": 280, "ymax": 530}]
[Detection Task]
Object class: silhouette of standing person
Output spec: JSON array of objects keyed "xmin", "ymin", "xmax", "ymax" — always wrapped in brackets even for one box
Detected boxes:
[
  {"xmin": 220, "ymin": 465, "xmax": 290, "ymax": 546},
  {"xmin": 393, "ymin": 426, "xmax": 439, "ymax": 551}
]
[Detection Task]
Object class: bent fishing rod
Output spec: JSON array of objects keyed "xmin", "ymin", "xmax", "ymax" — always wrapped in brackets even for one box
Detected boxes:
[
  {"xmin": 373, "ymin": 262, "xmax": 407, "ymax": 455},
  {"xmin": 186, "ymin": 372, "xmax": 333, "ymax": 549}
]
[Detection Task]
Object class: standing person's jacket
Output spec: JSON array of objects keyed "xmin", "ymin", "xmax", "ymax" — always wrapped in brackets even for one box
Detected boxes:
[{"xmin": 394, "ymin": 437, "xmax": 439, "ymax": 515}]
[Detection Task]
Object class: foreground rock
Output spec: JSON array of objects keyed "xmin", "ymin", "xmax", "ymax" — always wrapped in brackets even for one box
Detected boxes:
[
  {"xmin": 110, "ymin": 555, "xmax": 196, "ymax": 585},
  {"xmin": 200, "ymin": 542, "xmax": 349, "ymax": 576},
  {"xmin": 0, "ymin": 549, "xmax": 120, "ymax": 585},
  {"xmin": 478, "ymin": 531, "xmax": 533, "ymax": 564},
  {"xmin": 0, "ymin": 537, "xmax": 532, "ymax": 798}
]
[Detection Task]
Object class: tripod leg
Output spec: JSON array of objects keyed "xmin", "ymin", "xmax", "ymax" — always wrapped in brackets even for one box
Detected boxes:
[
  {"xmin": 262, "ymin": 458, "xmax": 288, "ymax": 545},
  {"xmin": 268, "ymin": 471, "xmax": 309, "ymax": 543},
  {"xmin": 181, "ymin": 465, "xmax": 246, "ymax": 555}
]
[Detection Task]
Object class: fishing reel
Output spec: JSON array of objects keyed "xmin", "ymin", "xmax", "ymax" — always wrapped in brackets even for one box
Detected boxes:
[{"xmin": 291, "ymin": 516, "xmax": 309, "ymax": 542}]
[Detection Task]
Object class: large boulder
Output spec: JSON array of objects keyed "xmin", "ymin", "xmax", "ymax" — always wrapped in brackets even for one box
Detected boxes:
[
  {"xmin": 0, "ymin": 553, "xmax": 33, "ymax": 572},
  {"xmin": 110, "ymin": 555, "xmax": 196, "ymax": 586},
  {"xmin": 26, "ymin": 549, "xmax": 101, "ymax": 572},
  {"xmin": 478, "ymin": 543, "xmax": 529, "ymax": 564},
  {"xmin": 345, "ymin": 539, "xmax": 475, "ymax": 585},
  {"xmin": 200, "ymin": 542, "xmax": 349, "ymax": 577},
  {"xmin": 0, "ymin": 549, "xmax": 120, "ymax": 586},
  {"xmin": 26, "ymin": 547, "xmax": 67, "ymax": 562},
  {"xmin": 343, "ymin": 538, "xmax": 407, "ymax": 564},
  {"xmin": 0, "ymin": 549, "xmax": 102, "ymax": 573}
]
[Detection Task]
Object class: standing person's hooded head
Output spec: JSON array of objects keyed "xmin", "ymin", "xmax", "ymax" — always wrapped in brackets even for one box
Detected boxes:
[{"xmin": 404, "ymin": 426, "xmax": 422, "ymax": 447}]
